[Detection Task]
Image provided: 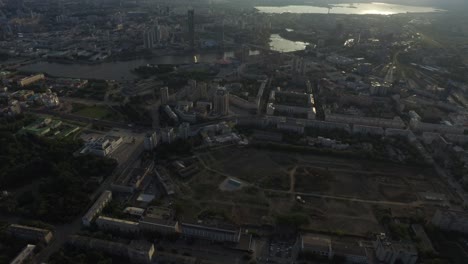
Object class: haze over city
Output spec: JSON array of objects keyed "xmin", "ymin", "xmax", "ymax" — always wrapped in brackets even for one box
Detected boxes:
[{"xmin": 1, "ymin": 0, "xmax": 468, "ymax": 264}]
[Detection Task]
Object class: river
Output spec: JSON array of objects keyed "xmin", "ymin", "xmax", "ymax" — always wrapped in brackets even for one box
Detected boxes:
[
  {"xmin": 256, "ymin": 2, "xmax": 443, "ymax": 15},
  {"xmin": 19, "ymin": 34, "xmax": 307, "ymax": 80},
  {"xmin": 19, "ymin": 52, "xmax": 236, "ymax": 80}
]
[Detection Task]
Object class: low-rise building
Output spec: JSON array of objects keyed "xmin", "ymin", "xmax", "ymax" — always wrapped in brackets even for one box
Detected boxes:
[
  {"xmin": 10, "ymin": 244, "xmax": 36, "ymax": 264},
  {"xmin": 81, "ymin": 136, "xmax": 123, "ymax": 157},
  {"xmin": 411, "ymin": 224, "xmax": 434, "ymax": 253},
  {"xmin": 154, "ymin": 166, "xmax": 175, "ymax": 195},
  {"xmin": 96, "ymin": 216, "xmax": 140, "ymax": 233},
  {"xmin": 301, "ymin": 234, "xmax": 332, "ymax": 259},
  {"xmin": 69, "ymin": 235, "xmax": 155, "ymax": 264},
  {"xmin": 82, "ymin": 190, "xmax": 112, "ymax": 226},
  {"xmin": 139, "ymin": 207, "xmax": 180, "ymax": 235},
  {"xmin": 333, "ymin": 240, "xmax": 368, "ymax": 264},
  {"xmin": 6, "ymin": 224, "xmax": 53, "ymax": 244},
  {"xmin": 326, "ymin": 114, "xmax": 405, "ymax": 129},
  {"xmin": 18, "ymin": 74, "xmax": 45, "ymax": 87},
  {"xmin": 410, "ymin": 119, "xmax": 465, "ymax": 135},
  {"xmin": 374, "ymin": 234, "xmax": 417, "ymax": 264},
  {"xmin": 352, "ymin": 125, "xmax": 385, "ymax": 136},
  {"xmin": 180, "ymin": 222, "xmax": 241, "ymax": 243}
]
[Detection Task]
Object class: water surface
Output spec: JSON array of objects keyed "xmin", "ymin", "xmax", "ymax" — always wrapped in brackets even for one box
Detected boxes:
[{"xmin": 256, "ymin": 2, "xmax": 443, "ymax": 15}]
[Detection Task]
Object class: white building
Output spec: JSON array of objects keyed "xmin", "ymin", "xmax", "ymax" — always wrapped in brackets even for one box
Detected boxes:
[{"xmin": 82, "ymin": 136, "xmax": 123, "ymax": 157}]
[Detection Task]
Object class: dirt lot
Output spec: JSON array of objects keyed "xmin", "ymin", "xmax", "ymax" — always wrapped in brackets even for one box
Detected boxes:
[{"xmin": 171, "ymin": 145, "xmax": 451, "ymax": 236}]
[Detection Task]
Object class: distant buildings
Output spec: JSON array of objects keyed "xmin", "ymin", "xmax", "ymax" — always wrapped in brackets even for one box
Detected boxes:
[
  {"xmin": 82, "ymin": 190, "xmax": 112, "ymax": 226},
  {"xmin": 213, "ymin": 87, "xmax": 229, "ymax": 116},
  {"xmin": 143, "ymin": 26, "xmax": 157, "ymax": 49},
  {"xmin": 18, "ymin": 74, "xmax": 45, "ymax": 87},
  {"xmin": 6, "ymin": 224, "xmax": 53, "ymax": 245}
]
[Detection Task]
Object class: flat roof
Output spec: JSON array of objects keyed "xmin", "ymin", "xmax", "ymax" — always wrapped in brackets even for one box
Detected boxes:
[{"xmin": 97, "ymin": 216, "xmax": 139, "ymax": 226}]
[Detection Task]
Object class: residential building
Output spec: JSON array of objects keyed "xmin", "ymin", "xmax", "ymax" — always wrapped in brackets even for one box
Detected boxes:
[
  {"xmin": 276, "ymin": 119, "xmax": 305, "ymax": 134},
  {"xmin": 160, "ymin": 87, "xmax": 169, "ymax": 105},
  {"xmin": 326, "ymin": 114, "xmax": 405, "ymax": 129},
  {"xmin": 6, "ymin": 224, "xmax": 53, "ymax": 244},
  {"xmin": 411, "ymin": 224, "xmax": 434, "ymax": 253},
  {"xmin": 139, "ymin": 207, "xmax": 180, "ymax": 235},
  {"xmin": 144, "ymin": 132, "xmax": 158, "ymax": 151},
  {"xmin": 69, "ymin": 235, "xmax": 155, "ymax": 264},
  {"xmin": 178, "ymin": 122, "xmax": 190, "ymax": 140},
  {"xmin": 160, "ymin": 127, "xmax": 176, "ymax": 144},
  {"xmin": 213, "ymin": 87, "xmax": 229, "ymax": 116},
  {"xmin": 352, "ymin": 125, "xmax": 385, "ymax": 136},
  {"xmin": 180, "ymin": 222, "xmax": 241, "ymax": 243},
  {"xmin": 410, "ymin": 119, "xmax": 465, "ymax": 135},
  {"xmin": 96, "ymin": 216, "xmax": 140, "ymax": 233},
  {"xmin": 432, "ymin": 209, "xmax": 468, "ymax": 234},
  {"xmin": 18, "ymin": 74, "xmax": 45, "ymax": 87},
  {"xmin": 154, "ymin": 166, "xmax": 175, "ymax": 195},
  {"xmin": 10, "ymin": 244, "xmax": 36, "ymax": 264},
  {"xmin": 333, "ymin": 240, "xmax": 368, "ymax": 264},
  {"xmin": 375, "ymin": 234, "xmax": 417, "ymax": 264},
  {"xmin": 81, "ymin": 136, "xmax": 123, "ymax": 157},
  {"xmin": 82, "ymin": 190, "xmax": 112, "ymax": 226},
  {"xmin": 301, "ymin": 234, "xmax": 369, "ymax": 263},
  {"xmin": 301, "ymin": 234, "xmax": 332, "ymax": 259}
]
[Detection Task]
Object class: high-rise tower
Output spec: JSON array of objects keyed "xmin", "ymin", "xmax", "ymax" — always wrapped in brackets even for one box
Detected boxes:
[{"xmin": 213, "ymin": 87, "xmax": 229, "ymax": 116}]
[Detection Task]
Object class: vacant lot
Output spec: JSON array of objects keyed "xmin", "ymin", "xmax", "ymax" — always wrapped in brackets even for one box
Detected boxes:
[
  {"xmin": 172, "ymin": 145, "xmax": 450, "ymax": 236},
  {"xmin": 73, "ymin": 104, "xmax": 113, "ymax": 119}
]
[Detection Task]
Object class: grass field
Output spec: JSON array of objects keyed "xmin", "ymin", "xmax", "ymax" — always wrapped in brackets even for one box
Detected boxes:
[{"xmin": 72, "ymin": 104, "xmax": 114, "ymax": 120}]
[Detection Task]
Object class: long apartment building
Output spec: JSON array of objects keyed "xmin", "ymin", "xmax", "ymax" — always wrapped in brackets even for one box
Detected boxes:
[{"xmin": 82, "ymin": 190, "xmax": 112, "ymax": 226}]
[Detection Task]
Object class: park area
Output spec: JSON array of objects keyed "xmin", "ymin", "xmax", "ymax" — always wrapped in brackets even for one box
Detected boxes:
[{"xmin": 170, "ymin": 145, "xmax": 453, "ymax": 236}]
